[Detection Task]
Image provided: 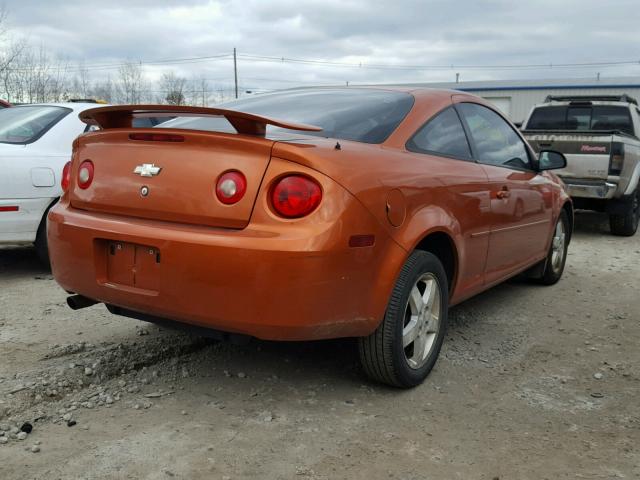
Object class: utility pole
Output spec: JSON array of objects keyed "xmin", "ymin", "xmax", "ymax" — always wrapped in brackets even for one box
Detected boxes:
[
  {"xmin": 233, "ymin": 48, "xmax": 238, "ymax": 99},
  {"xmin": 455, "ymin": 72, "xmax": 460, "ymax": 83}
]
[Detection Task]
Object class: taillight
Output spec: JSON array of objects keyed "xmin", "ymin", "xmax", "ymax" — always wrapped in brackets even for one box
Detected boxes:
[
  {"xmin": 271, "ymin": 175, "xmax": 322, "ymax": 218},
  {"xmin": 61, "ymin": 161, "xmax": 72, "ymax": 192},
  {"xmin": 216, "ymin": 171, "xmax": 247, "ymax": 204},
  {"xmin": 77, "ymin": 160, "xmax": 94, "ymax": 189},
  {"xmin": 609, "ymin": 142, "xmax": 624, "ymax": 175}
]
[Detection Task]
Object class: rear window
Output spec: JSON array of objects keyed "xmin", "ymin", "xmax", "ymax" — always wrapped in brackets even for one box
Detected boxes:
[
  {"xmin": 159, "ymin": 89, "xmax": 415, "ymax": 144},
  {"xmin": 526, "ymin": 105, "xmax": 634, "ymax": 135},
  {"xmin": 0, "ymin": 106, "xmax": 71, "ymax": 144}
]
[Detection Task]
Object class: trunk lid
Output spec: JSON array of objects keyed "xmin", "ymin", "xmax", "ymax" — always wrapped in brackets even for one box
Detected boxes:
[
  {"xmin": 70, "ymin": 129, "xmax": 273, "ymax": 229},
  {"xmin": 525, "ymin": 132, "xmax": 615, "ymax": 180}
]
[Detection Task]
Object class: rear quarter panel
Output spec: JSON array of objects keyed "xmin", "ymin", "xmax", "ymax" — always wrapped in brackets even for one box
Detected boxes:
[{"xmin": 272, "ymin": 139, "xmax": 492, "ymax": 305}]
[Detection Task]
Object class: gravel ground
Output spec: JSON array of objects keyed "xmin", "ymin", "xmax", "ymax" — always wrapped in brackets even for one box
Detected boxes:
[{"xmin": 1, "ymin": 211, "xmax": 639, "ymax": 479}]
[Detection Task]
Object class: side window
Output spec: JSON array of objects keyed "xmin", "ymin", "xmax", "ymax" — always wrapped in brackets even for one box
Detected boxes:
[
  {"xmin": 406, "ymin": 107, "xmax": 472, "ymax": 159},
  {"xmin": 458, "ymin": 103, "xmax": 531, "ymax": 170}
]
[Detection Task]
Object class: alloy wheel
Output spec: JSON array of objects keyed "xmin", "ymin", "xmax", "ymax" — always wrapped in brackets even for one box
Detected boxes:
[
  {"xmin": 550, "ymin": 219, "xmax": 566, "ymax": 274},
  {"xmin": 402, "ymin": 273, "xmax": 442, "ymax": 369}
]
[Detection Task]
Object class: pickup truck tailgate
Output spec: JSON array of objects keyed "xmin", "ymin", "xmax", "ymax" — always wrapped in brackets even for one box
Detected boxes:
[{"xmin": 526, "ymin": 133, "xmax": 614, "ymax": 180}]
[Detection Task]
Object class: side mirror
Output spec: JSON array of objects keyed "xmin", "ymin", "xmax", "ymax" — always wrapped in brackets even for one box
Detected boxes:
[{"xmin": 538, "ymin": 150, "xmax": 567, "ymax": 171}]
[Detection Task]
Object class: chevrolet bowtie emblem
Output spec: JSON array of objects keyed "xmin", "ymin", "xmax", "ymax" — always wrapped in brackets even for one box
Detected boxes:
[{"xmin": 133, "ymin": 164, "xmax": 162, "ymax": 177}]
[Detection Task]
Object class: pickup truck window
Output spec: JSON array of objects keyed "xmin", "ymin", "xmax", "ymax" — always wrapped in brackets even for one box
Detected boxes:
[
  {"xmin": 458, "ymin": 103, "xmax": 531, "ymax": 170},
  {"xmin": 527, "ymin": 105, "xmax": 634, "ymax": 135},
  {"xmin": 567, "ymin": 107, "xmax": 591, "ymax": 130},
  {"xmin": 527, "ymin": 106, "xmax": 565, "ymax": 129},
  {"xmin": 591, "ymin": 106, "xmax": 633, "ymax": 134}
]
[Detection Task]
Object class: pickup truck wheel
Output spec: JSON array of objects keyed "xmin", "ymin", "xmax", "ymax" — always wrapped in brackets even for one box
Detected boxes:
[
  {"xmin": 358, "ymin": 251, "xmax": 448, "ymax": 388},
  {"xmin": 609, "ymin": 189, "xmax": 639, "ymax": 236},
  {"xmin": 535, "ymin": 210, "xmax": 570, "ymax": 285}
]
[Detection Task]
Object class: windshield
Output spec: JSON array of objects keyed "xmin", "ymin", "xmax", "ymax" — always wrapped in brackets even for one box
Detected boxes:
[
  {"xmin": 159, "ymin": 88, "xmax": 414, "ymax": 144},
  {"xmin": 0, "ymin": 106, "xmax": 72, "ymax": 144},
  {"xmin": 526, "ymin": 105, "xmax": 634, "ymax": 135}
]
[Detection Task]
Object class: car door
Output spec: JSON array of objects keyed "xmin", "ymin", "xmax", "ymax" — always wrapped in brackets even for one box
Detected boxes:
[
  {"xmin": 456, "ymin": 102, "xmax": 553, "ymax": 284},
  {"xmin": 406, "ymin": 105, "xmax": 492, "ymax": 299},
  {"xmin": 0, "ymin": 106, "xmax": 74, "ymax": 199},
  {"xmin": 0, "ymin": 105, "xmax": 78, "ymax": 241}
]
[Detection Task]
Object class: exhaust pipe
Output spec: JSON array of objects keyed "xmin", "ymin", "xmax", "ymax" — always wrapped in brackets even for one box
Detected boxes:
[{"xmin": 67, "ymin": 295, "xmax": 99, "ymax": 310}]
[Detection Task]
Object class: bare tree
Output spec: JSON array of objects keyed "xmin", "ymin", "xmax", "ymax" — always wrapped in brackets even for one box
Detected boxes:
[
  {"xmin": 0, "ymin": 9, "xmax": 237, "ymax": 106},
  {"xmin": 0, "ymin": 6, "xmax": 27, "ymax": 102},
  {"xmin": 188, "ymin": 75, "xmax": 211, "ymax": 106},
  {"xmin": 47, "ymin": 54, "xmax": 71, "ymax": 102},
  {"xmin": 92, "ymin": 75, "xmax": 115, "ymax": 103},
  {"xmin": 117, "ymin": 61, "xmax": 146, "ymax": 103},
  {"xmin": 71, "ymin": 60, "xmax": 91, "ymax": 99},
  {"xmin": 159, "ymin": 71, "xmax": 187, "ymax": 105}
]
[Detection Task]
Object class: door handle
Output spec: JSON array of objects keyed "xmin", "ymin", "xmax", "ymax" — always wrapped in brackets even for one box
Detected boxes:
[{"xmin": 496, "ymin": 186, "xmax": 511, "ymax": 199}]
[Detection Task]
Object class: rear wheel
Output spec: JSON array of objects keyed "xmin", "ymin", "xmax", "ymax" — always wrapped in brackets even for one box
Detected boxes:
[
  {"xmin": 609, "ymin": 189, "xmax": 639, "ymax": 236},
  {"xmin": 359, "ymin": 251, "xmax": 448, "ymax": 388}
]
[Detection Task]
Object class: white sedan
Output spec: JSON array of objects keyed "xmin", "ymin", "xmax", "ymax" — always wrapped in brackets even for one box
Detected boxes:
[{"xmin": 0, "ymin": 102, "xmax": 105, "ymax": 263}]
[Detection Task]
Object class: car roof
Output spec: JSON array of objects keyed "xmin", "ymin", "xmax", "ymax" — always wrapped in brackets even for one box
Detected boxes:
[
  {"xmin": 10, "ymin": 102, "xmax": 111, "ymax": 112},
  {"xmin": 276, "ymin": 85, "xmax": 462, "ymax": 97},
  {"xmin": 240, "ymin": 86, "xmax": 468, "ymax": 113}
]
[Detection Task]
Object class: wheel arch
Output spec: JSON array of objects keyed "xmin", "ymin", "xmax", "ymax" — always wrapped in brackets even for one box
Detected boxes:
[
  {"xmin": 561, "ymin": 200, "xmax": 574, "ymax": 240},
  {"xmin": 36, "ymin": 197, "xmax": 60, "ymax": 237},
  {"xmin": 412, "ymin": 230, "xmax": 458, "ymax": 295}
]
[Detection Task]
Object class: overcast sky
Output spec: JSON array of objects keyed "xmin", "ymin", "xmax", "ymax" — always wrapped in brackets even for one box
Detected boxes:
[{"xmin": 3, "ymin": 0, "xmax": 640, "ymax": 94}]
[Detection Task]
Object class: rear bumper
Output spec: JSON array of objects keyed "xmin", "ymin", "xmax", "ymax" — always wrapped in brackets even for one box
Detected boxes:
[
  {"xmin": 561, "ymin": 179, "xmax": 618, "ymax": 200},
  {"xmin": 47, "ymin": 199, "xmax": 406, "ymax": 341}
]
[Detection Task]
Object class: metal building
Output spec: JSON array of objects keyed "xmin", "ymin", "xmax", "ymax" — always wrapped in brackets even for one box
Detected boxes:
[{"xmin": 397, "ymin": 77, "xmax": 640, "ymax": 124}]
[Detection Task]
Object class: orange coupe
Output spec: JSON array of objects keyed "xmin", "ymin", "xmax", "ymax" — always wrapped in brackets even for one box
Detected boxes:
[{"xmin": 48, "ymin": 88, "xmax": 572, "ymax": 387}]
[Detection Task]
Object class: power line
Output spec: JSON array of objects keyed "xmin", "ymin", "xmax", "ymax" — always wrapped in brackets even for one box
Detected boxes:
[
  {"xmin": 7, "ymin": 50, "xmax": 640, "ymax": 75},
  {"xmin": 5, "ymin": 53, "xmax": 233, "ymax": 73},
  {"xmin": 237, "ymin": 53, "xmax": 640, "ymax": 71}
]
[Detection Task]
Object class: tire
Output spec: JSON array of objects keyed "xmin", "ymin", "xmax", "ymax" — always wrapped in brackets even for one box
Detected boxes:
[
  {"xmin": 358, "ymin": 251, "xmax": 449, "ymax": 388},
  {"xmin": 534, "ymin": 209, "xmax": 570, "ymax": 285},
  {"xmin": 34, "ymin": 211, "xmax": 51, "ymax": 268},
  {"xmin": 609, "ymin": 189, "xmax": 639, "ymax": 237}
]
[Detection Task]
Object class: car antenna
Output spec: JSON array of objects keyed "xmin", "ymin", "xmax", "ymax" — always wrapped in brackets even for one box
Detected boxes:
[{"xmin": 335, "ymin": 141, "xmax": 341, "ymax": 150}]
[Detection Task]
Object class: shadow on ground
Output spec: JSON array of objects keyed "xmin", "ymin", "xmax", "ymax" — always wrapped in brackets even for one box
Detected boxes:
[
  {"xmin": 0, "ymin": 209, "xmax": 615, "ymax": 389},
  {"xmin": 572, "ymin": 210, "xmax": 612, "ymax": 235},
  {"xmin": 0, "ymin": 246, "xmax": 48, "ymax": 277}
]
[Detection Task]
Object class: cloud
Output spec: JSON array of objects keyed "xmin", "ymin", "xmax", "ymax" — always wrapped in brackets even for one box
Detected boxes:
[{"xmin": 3, "ymin": 0, "xmax": 639, "ymax": 93}]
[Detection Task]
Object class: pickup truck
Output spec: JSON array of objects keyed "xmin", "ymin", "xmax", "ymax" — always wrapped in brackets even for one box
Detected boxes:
[{"xmin": 522, "ymin": 95, "xmax": 640, "ymax": 236}]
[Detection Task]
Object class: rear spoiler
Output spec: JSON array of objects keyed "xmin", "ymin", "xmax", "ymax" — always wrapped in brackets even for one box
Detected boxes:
[{"xmin": 79, "ymin": 104, "xmax": 323, "ymax": 136}]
